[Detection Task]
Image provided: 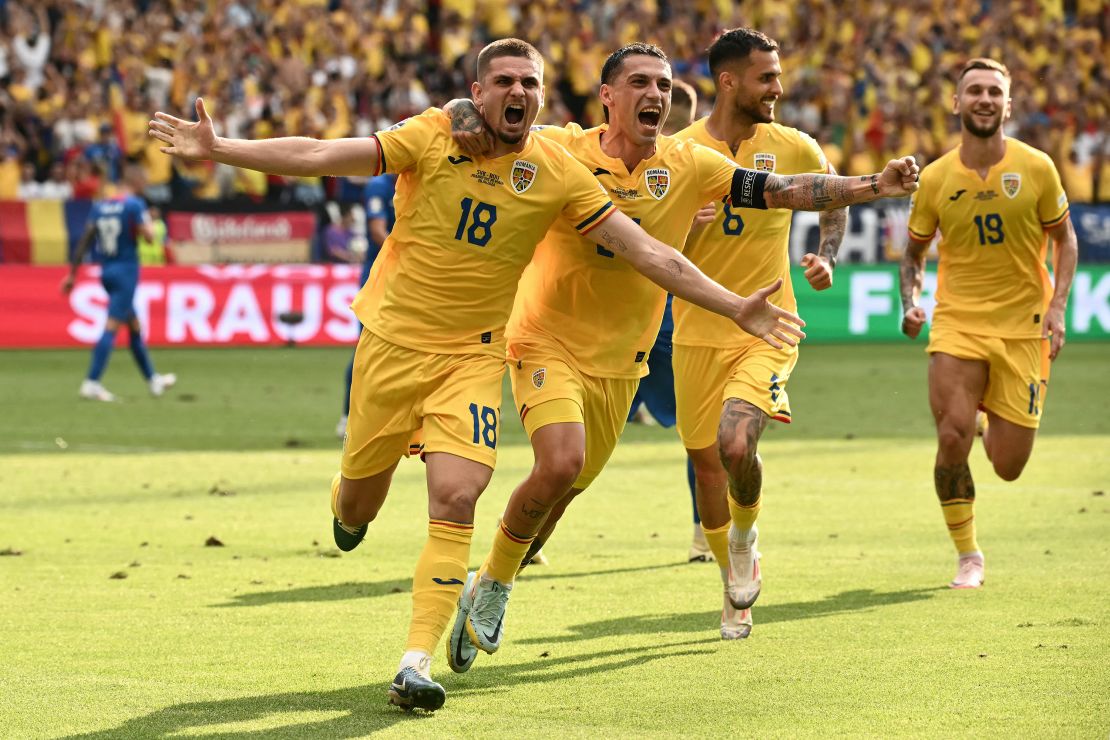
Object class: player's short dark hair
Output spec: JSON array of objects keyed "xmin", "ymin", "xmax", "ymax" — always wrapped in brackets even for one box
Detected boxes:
[
  {"xmin": 476, "ymin": 38, "xmax": 544, "ymax": 80},
  {"xmin": 600, "ymin": 42, "xmax": 669, "ymax": 87},
  {"xmin": 707, "ymin": 28, "xmax": 779, "ymax": 81},
  {"xmin": 957, "ymin": 57, "xmax": 1011, "ymax": 84}
]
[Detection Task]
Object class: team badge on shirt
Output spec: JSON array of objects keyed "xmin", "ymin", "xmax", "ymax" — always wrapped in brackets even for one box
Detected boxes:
[
  {"xmin": 531, "ymin": 368, "xmax": 545, "ymax": 389},
  {"xmin": 753, "ymin": 153, "xmax": 776, "ymax": 172},
  {"xmin": 644, "ymin": 168, "xmax": 670, "ymax": 200},
  {"xmin": 511, "ymin": 160, "xmax": 538, "ymax": 194},
  {"xmin": 1001, "ymin": 173, "xmax": 1021, "ymax": 199}
]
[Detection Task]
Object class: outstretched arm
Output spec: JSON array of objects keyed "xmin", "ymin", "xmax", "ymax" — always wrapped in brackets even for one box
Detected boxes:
[
  {"xmin": 149, "ymin": 98, "xmax": 380, "ymax": 178},
  {"xmin": 899, "ymin": 236, "xmax": 930, "ymax": 338},
  {"xmin": 1044, "ymin": 216, "xmax": 1078, "ymax": 360},
  {"xmin": 593, "ymin": 211, "xmax": 806, "ymax": 349},
  {"xmin": 755, "ymin": 157, "xmax": 919, "ymax": 211}
]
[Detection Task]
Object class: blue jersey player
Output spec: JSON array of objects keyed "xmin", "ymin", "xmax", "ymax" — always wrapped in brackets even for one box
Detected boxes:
[
  {"xmin": 62, "ymin": 165, "xmax": 176, "ymax": 401},
  {"xmin": 337, "ymin": 173, "xmax": 396, "ymax": 437}
]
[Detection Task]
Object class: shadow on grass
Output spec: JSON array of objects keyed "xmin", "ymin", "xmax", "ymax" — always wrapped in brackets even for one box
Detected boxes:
[
  {"xmin": 61, "ymin": 639, "xmax": 714, "ymax": 738},
  {"xmin": 212, "ymin": 562, "xmax": 687, "ymax": 608},
  {"xmin": 515, "ymin": 586, "xmax": 946, "ymax": 645}
]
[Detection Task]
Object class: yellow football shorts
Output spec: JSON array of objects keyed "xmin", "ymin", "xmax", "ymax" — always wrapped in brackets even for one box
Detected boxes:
[
  {"xmin": 927, "ymin": 326, "xmax": 1051, "ymax": 429},
  {"xmin": 342, "ymin": 330, "xmax": 506, "ymax": 478},
  {"xmin": 509, "ymin": 346, "xmax": 639, "ymax": 491},
  {"xmin": 673, "ymin": 340, "xmax": 798, "ymax": 451}
]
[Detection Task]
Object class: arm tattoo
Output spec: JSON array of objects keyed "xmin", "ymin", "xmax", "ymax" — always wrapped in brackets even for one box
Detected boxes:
[
  {"xmin": 596, "ymin": 228, "xmax": 629, "ymax": 253},
  {"xmin": 764, "ymin": 173, "xmax": 853, "ymax": 211},
  {"xmin": 864, "ymin": 174, "xmax": 879, "ymax": 195},
  {"xmin": 449, "ymin": 100, "xmax": 485, "ymax": 136},
  {"xmin": 899, "ymin": 242, "xmax": 927, "ymax": 311},
  {"xmin": 934, "ymin": 463, "xmax": 975, "ymax": 502},
  {"xmin": 664, "ymin": 258, "xmax": 683, "ymax": 278},
  {"xmin": 716, "ymin": 399, "xmax": 768, "ymax": 506},
  {"xmin": 818, "ymin": 207, "xmax": 847, "ymax": 266}
]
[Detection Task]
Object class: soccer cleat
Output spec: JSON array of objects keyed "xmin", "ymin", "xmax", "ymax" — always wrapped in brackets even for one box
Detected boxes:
[
  {"xmin": 79, "ymin": 379, "xmax": 117, "ymax": 402},
  {"xmin": 387, "ymin": 663, "xmax": 445, "ymax": 712},
  {"xmin": 447, "ymin": 572, "xmax": 479, "ymax": 673},
  {"xmin": 720, "ymin": 593, "xmax": 753, "ymax": 640},
  {"xmin": 688, "ymin": 524, "xmax": 715, "ymax": 563},
  {"xmin": 527, "ymin": 548, "xmax": 548, "ymax": 566},
  {"xmin": 975, "ymin": 411, "xmax": 988, "ymax": 438},
  {"xmin": 332, "ymin": 517, "xmax": 367, "ymax": 552},
  {"xmin": 148, "ymin": 373, "xmax": 177, "ymax": 397},
  {"xmin": 465, "ymin": 574, "xmax": 512, "ymax": 654},
  {"xmin": 726, "ymin": 524, "xmax": 762, "ymax": 610},
  {"xmin": 950, "ymin": 551, "xmax": 985, "ymax": 589},
  {"xmin": 336, "ymin": 415, "xmax": 348, "ymax": 439}
]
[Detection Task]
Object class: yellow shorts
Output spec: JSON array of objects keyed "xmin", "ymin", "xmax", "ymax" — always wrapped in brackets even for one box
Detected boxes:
[
  {"xmin": 342, "ymin": 330, "xmax": 506, "ymax": 478},
  {"xmin": 927, "ymin": 326, "xmax": 1051, "ymax": 429},
  {"xmin": 673, "ymin": 341, "xmax": 798, "ymax": 450},
  {"xmin": 509, "ymin": 346, "xmax": 639, "ymax": 490}
]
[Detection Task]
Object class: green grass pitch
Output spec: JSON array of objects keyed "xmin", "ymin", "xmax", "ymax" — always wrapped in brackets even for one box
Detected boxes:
[{"xmin": 1, "ymin": 344, "xmax": 1108, "ymax": 738}]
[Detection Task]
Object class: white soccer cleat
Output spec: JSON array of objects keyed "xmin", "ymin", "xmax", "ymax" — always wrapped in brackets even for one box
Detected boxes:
[
  {"xmin": 726, "ymin": 524, "xmax": 761, "ymax": 610},
  {"xmin": 720, "ymin": 593, "xmax": 753, "ymax": 640},
  {"xmin": 950, "ymin": 551, "xmax": 985, "ymax": 589},
  {"xmin": 975, "ymin": 411, "xmax": 988, "ymax": 438},
  {"xmin": 336, "ymin": 415, "xmax": 348, "ymax": 439},
  {"xmin": 79, "ymin": 379, "xmax": 117, "ymax": 402},
  {"xmin": 149, "ymin": 373, "xmax": 177, "ymax": 397},
  {"xmin": 465, "ymin": 574, "xmax": 512, "ymax": 654},
  {"xmin": 688, "ymin": 524, "xmax": 715, "ymax": 563}
]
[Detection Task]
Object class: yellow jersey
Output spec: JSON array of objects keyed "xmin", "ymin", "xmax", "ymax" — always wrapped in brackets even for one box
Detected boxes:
[
  {"xmin": 672, "ymin": 119, "xmax": 828, "ymax": 348},
  {"xmin": 352, "ymin": 109, "xmax": 616, "ymax": 357},
  {"xmin": 907, "ymin": 138, "xmax": 1069, "ymax": 338},
  {"xmin": 507, "ymin": 123, "xmax": 743, "ymax": 379}
]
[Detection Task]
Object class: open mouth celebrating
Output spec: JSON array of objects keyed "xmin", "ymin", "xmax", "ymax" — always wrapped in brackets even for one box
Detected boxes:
[
  {"xmin": 638, "ymin": 106, "xmax": 662, "ymax": 128},
  {"xmin": 504, "ymin": 104, "xmax": 525, "ymax": 125}
]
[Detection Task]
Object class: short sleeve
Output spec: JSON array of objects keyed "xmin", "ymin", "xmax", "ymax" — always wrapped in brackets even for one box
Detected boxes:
[
  {"xmin": 907, "ymin": 168, "xmax": 939, "ymax": 242},
  {"xmin": 559, "ymin": 154, "xmax": 615, "ymax": 235},
  {"xmin": 373, "ymin": 108, "xmax": 446, "ymax": 176},
  {"xmin": 1036, "ymin": 155, "xmax": 1069, "ymax": 228},
  {"xmin": 531, "ymin": 122, "xmax": 583, "ymax": 148},
  {"xmin": 692, "ymin": 143, "xmax": 740, "ymax": 202},
  {"xmin": 796, "ymin": 131, "xmax": 830, "ymax": 174}
]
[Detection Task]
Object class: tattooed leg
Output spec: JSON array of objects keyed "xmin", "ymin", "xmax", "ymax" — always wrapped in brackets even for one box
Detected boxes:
[
  {"xmin": 717, "ymin": 398, "xmax": 770, "ymax": 507},
  {"xmin": 934, "ymin": 462, "xmax": 976, "ymax": 502},
  {"xmin": 500, "ymin": 422, "xmax": 585, "ymax": 538}
]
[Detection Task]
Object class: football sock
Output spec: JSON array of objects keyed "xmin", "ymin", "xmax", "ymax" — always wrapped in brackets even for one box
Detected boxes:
[
  {"xmin": 480, "ymin": 520, "xmax": 535, "ymax": 585},
  {"xmin": 941, "ymin": 498, "xmax": 979, "ymax": 555},
  {"xmin": 728, "ymin": 494, "xmax": 762, "ymax": 536},
  {"xmin": 398, "ymin": 650, "xmax": 431, "ymax": 674},
  {"xmin": 87, "ymin": 328, "xmax": 117, "ymax": 381},
  {"xmin": 329, "ymin": 472, "xmax": 343, "ymax": 520},
  {"xmin": 407, "ymin": 519, "xmax": 473, "ymax": 655},
  {"xmin": 701, "ymin": 521, "xmax": 730, "ymax": 565},
  {"xmin": 128, "ymin": 329, "xmax": 155, "ymax": 379},
  {"xmin": 687, "ymin": 458, "xmax": 699, "ymax": 524}
]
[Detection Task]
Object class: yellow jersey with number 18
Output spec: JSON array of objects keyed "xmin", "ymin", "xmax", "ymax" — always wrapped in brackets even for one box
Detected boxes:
[
  {"xmin": 506, "ymin": 123, "xmax": 743, "ymax": 379},
  {"xmin": 673, "ymin": 119, "xmax": 828, "ymax": 348},
  {"xmin": 907, "ymin": 138, "xmax": 1069, "ymax": 339},
  {"xmin": 352, "ymin": 108, "xmax": 616, "ymax": 358}
]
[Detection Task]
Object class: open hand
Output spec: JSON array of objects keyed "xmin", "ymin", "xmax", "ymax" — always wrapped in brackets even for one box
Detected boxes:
[
  {"xmin": 149, "ymin": 98, "xmax": 217, "ymax": 160},
  {"xmin": 733, "ymin": 278, "xmax": 806, "ymax": 350}
]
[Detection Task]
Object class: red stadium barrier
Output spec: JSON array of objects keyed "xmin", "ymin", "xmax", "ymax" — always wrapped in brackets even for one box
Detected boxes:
[{"xmin": 0, "ymin": 265, "xmax": 364, "ymax": 348}]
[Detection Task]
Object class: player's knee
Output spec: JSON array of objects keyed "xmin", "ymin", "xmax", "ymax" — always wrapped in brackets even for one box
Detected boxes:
[
  {"xmin": 717, "ymin": 435, "xmax": 756, "ymax": 474},
  {"xmin": 936, "ymin": 425, "xmax": 973, "ymax": 459},
  {"xmin": 535, "ymin": 448, "xmax": 585, "ymax": 491},
  {"xmin": 337, "ymin": 492, "xmax": 380, "ymax": 527},
  {"xmin": 431, "ymin": 483, "xmax": 483, "ymax": 521},
  {"xmin": 992, "ymin": 456, "xmax": 1027, "ymax": 482}
]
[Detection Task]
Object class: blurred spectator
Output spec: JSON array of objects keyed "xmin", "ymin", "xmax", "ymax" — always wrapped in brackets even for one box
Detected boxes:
[
  {"xmin": 138, "ymin": 205, "xmax": 171, "ymax": 265},
  {"xmin": 324, "ymin": 206, "xmax": 363, "ymax": 264},
  {"xmin": 18, "ymin": 160, "xmax": 72, "ymax": 199},
  {"xmin": 84, "ymin": 124, "xmax": 124, "ymax": 184}
]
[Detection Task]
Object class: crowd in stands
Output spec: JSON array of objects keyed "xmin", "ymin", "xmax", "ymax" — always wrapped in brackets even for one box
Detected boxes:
[{"xmin": 0, "ymin": 0, "xmax": 1106, "ymax": 205}]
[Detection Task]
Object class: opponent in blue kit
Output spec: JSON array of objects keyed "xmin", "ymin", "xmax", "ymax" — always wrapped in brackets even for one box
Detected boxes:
[{"xmin": 62, "ymin": 165, "xmax": 176, "ymax": 401}]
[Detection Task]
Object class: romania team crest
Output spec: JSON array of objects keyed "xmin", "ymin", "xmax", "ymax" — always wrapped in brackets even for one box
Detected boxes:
[
  {"xmin": 753, "ymin": 153, "xmax": 776, "ymax": 172},
  {"xmin": 644, "ymin": 168, "xmax": 670, "ymax": 200},
  {"xmin": 532, "ymin": 368, "xmax": 545, "ymax": 389},
  {"xmin": 1002, "ymin": 173, "xmax": 1022, "ymax": 199},
  {"xmin": 511, "ymin": 160, "xmax": 538, "ymax": 194}
]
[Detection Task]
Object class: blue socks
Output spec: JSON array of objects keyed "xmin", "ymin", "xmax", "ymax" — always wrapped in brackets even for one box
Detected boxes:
[
  {"xmin": 87, "ymin": 329, "xmax": 117, "ymax": 381},
  {"xmin": 129, "ymin": 330, "xmax": 155, "ymax": 380}
]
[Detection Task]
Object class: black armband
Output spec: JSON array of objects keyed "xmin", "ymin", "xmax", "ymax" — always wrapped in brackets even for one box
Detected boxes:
[{"xmin": 729, "ymin": 168, "xmax": 770, "ymax": 210}]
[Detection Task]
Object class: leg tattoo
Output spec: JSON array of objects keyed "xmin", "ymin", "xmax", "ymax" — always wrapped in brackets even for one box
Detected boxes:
[
  {"xmin": 934, "ymin": 463, "xmax": 975, "ymax": 502},
  {"xmin": 718, "ymin": 399, "xmax": 769, "ymax": 507}
]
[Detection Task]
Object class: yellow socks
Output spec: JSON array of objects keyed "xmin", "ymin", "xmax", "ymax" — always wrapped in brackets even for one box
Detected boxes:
[
  {"xmin": 701, "ymin": 522, "xmax": 731, "ymax": 566},
  {"xmin": 407, "ymin": 519, "xmax": 474, "ymax": 655},
  {"xmin": 330, "ymin": 472, "xmax": 342, "ymax": 520},
  {"xmin": 480, "ymin": 521, "xmax": 535, "ymax": 585},
  {"xmin": 728, "ymin": 494, "xmax": 761, "ymax": 534},
  {"xmin": 941, "ymin": 499, "xmax": 979, "ymax": 554}
]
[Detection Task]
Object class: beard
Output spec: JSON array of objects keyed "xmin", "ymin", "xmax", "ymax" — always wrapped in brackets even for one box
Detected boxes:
[
  {"xmin": 961, "ymin": 109, "xmax": 1002, "ymax": 138},
  {"xmin": 737, "ymin": 97, "xmax": 774, "ymax": 124},
  {"xmin": 497, "ymin": 130, "xmax": 525, "ymax": 145}
]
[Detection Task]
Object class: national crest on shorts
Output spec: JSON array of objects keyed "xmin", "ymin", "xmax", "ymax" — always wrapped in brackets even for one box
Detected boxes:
[
  {"xmin": 644, "ymin": 168, "xmax": 670, "ymax": 200},
  {"xmin": 531, "ymin": 368, "xmax": 545, "ymax": 389},
  {"xmin": 511, "ymin": 160, "xmax": 538, "ymax": 194},
  {"xmin": 753, "ymin": 153, "xmax": 776, "ymax": 172},
  {"xmin": 1002, "ymin": 173, "xmax": 1021, "ymax": 199}
]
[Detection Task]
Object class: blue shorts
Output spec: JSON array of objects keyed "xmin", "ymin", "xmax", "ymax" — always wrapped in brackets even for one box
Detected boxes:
[
  {"xmin": 101, "ymin": 263, "xmax": 139, "ymax": 321},
  {"xmin": 629, "ymin": 335, "xmax": 677, "ymax": 427}
]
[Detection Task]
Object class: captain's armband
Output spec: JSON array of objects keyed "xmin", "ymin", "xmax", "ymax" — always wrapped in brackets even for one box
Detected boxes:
[{"xmin": 729, "ymin": 168, "xmax": 770, "ymax": 210}]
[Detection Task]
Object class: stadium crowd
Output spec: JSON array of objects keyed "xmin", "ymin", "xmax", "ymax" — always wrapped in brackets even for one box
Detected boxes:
[{"xmin": 0, "ymin": 0, "xmax": 1106, "ymax": 205}]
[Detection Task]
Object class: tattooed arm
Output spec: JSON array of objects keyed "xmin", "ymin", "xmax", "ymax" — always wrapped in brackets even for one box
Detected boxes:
[
  {"xmin": 738, "ymin": 157, "xmax": 919, "ymax": 211},
  {"xmin": 593, "ymin": 210, "xmax": 806, "ymax": 349},
  {"xmin": 444, "ymin": 98, "xmax": 495, "ymax": 157},
  {"xmin": 899, "ymin": 236, "xmax": 930, "ymax": 338},
  {"xmin": 799, "ymin": 166, "xmax": 847, "ymax": 290}
]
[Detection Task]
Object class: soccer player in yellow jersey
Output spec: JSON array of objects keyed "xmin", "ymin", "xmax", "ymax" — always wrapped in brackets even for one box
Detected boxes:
[
  {"xmin": 901, "ymin": 58, "xmax": 1077, "ymax": 590},
  {"xmin": 671, "ymin": 28, "xmax": 849, "ymax": 640},
  {"xmin": 442, "ymin": 42, "xmax": 917, "ymax": 670},
  {"xmin": 149, "ymin": 39, "xmax": 810, "ymax": 712}
]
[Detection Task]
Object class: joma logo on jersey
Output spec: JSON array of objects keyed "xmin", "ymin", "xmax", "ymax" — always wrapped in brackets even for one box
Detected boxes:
[
  {"xmin": 753, "ymin": 153, "xmax": 776, "ymax": 172},
  {"xmin": 644, "ymin": 168, "xmax": 670, "ymax": 200},
  {"xmin": 532, "ymin": 368, "xmax": 545, "ymax": 389},
  {"xmin": 511, "ymin": 160, "xmax": 538, "ymax": 194},
  {"xmin": 1002, "ymin": 173, "xmax": 1022, "ymax": 199}
]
